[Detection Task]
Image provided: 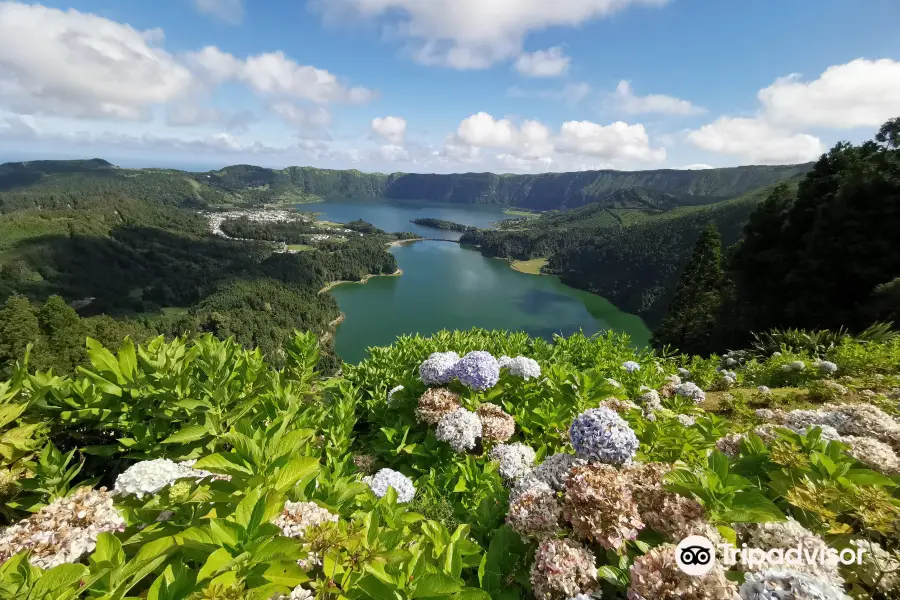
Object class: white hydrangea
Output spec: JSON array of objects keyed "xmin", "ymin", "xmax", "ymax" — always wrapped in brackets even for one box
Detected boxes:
[
  {"xmin": 814, "ymin": 360, "xmax": 838, "ymax": 375},
  {"xmin": 362, "ymin": 468, "xmax": 416, "ymax": 503},
  {"xmin": 509, "ymin": 476, "xmax": 553, "ymax": 504},
  {"xmin": 782, "ymin": 361, "xmax": 807, "ymax": 372},
  {"xmin": 638, "ymin": 389, "xmax": 663, "ymax": 414},
  {"xmin": 622, "ymin": 361, "xmax": 641, "ymax": 373},
  {"xmin": 757, "ymin": 386, "xmax": 772, "ymax": 394},
  {"xmin": 673, "ymin": 382, "xmax": 706, "ymax": 404},
  {"xmin": 676, "ymin": 414, "xmax": 697, "ymax": 427},
  {"xmin": 848, "ymin": 539, "xmax": 900, "ymax": 593},
  {"xmin": 490, "ymin": 443, "xmax": 537, "ymax": 481},
  {"xmin": 500, "ymin": 356, "xmax": 542, "ymax": 380},
  {"xmin": 0, "ymin": 487, "xmax": 125, "ymax": 569},
  {"xmin": 274, "ymin": 501, "xmax": 339, "ymax": 539},
  {"xmin": 387, "ymin": 384, "xmax": 404, "ymax": 404},
  {"xmin": 113, "ymin": 459, "xmax": 213, "ymax": 499},
  {"xmin": 739, "ymin": 519, "xmax": 844, "ymax": 589},
  {"xmin": 435, "ymin": 408, "xmax": 483, "ymax": 452},
  {"xmin": 739, "ymin": 568, "xmax": 850, "ymax": 600},
  {"xmin": 418, "ymin": 351, "xmax": 460, "ymax": 385}
]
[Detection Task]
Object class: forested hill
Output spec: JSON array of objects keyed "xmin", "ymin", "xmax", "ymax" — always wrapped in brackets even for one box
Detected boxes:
[{"xmin": 0, "ymin": 159, "xmax": 810, "ymax": 211}]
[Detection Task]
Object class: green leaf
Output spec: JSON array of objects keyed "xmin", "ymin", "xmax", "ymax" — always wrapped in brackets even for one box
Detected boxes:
[
  {"xmin": 453, "ymin": 590, "xmax": 492, "ymax": 600},
  {"xmin": 410, "ymin": 573, "xmax": 463, "ymax": 598},
  {"xmin": 262, "ymin": 562, "xmax": 309, "ymax": 587},
  {"xmin": 192, "ymin": 453, "xmax": 253, "ymax": 477},
  {"xmin": 357, "ymin": 574, "xmax": 401, "ymax": 600},
  {"xmin": 162, "ymin": 425, "xmax": 210, "ymax": 445},
  {"xmin": 844, "ymin": 469, "xmax": 897, "ymax": 487},
  {"xmin": 274, "ymin": 457, "xmax": 320, "ymax": 493},
  {"xmin": 86, "ymin": 338, "xmax": 121, "ymax": 380},
  {"xmin": 117, "ymin": 338, "xmax": 138, "ymax": 383},
  {"xmin": 209, "ymin": 519, "xmax": 244, "ymax": 547},
  {"xmin": 197, "ymin": 548, "xmax": 234, "ymax": 582},
  {"xmin": 28, "ymin": 563, "xmax": 87, "ymax": 598}
]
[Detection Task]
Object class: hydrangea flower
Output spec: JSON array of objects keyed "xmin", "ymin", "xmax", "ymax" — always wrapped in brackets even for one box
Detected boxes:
[
  {"xmin": 113, "ymin": 458, "xmax": 213, "ymax": 498},
  {"xmin": 415, "ymin": 388, "xmax": 461, "ymax": 425},
  {"xmin": 605, "ymin": 378, "xmax": 622, "ymax": 388},
  {"xmin": 477, "ymin": 403, "xmax": 516, "ymax": 442},
  {"xmin": 352, "ymin": 454, "xmax": 377, "ymax": 474},
  {"xmin": 782, "ymin": 360, "xmax": 807, "ymax": 372},
  {"xmin": 387, "ymin": 385, "xmax": 404, "ymax": 404},
  {"xmin": 673, "ymin": 382, "xmax": 706, "ymax": 404},
  {"xmin": 506, "ymin": 480, "xmax": 561, "ymax": 539},
  {"xmin": 848, "ymin": 539, "xmax": 900, "ymax": 593},
  {"xmin": 531, "ymin": 538, "xmax": 598, "ymax": 600},
  {"xmin": 0, "ymin": 487, "xmax": 125, "ymax": 569},
  {"xmin": 624, "ymin": 462, "xmax": 711, "ymax": 543},
  {"xmin": 738, "ymin": 519, "xmax": 844, "ymax": 589},
  {"xmin": 629, "ymin": 544, "xmax": 738, "ymax": 600},
  {"xmin": 564, "ymin": 463, "xmax": 643, "ymax": 550},
  {"xmin": 509, "ymin": 476, "xmax": 553, "ymax": 504},
  {"xmin": 418, "ymin": 351, "xmax": 460, "ymax": 385},
  {"xmin": 490, "ymin": 443, "xmax": 536, "ymax": 481},
  {"xmin": 499, "ymin": 356, "xmax": 542, "ymax": 380},
  {"xmin": 622, "ymin": 361, "xmax": 641, "ymax": 373},
  {"xmin": 436, "ymin": 408, "xmax": 483, "ymax": 452},
  {"xmin": 739, "ymin": 569, "xmax": 849, "ymax": 600},
  {"xmin": 757, "ymin": 386, "xmax": 772, "ymax": 394},
  {"xmin": 453, "ymin": 351, "xmax": 500, "ymax": 390},
  {"xmin": 362, "ymin": 468, "xmax": 415, "ymax": 503},
  {"xmin": 677, "ymin": 368, "xmax": 691, "ymax": 378},
  {"xmin": 814, "ymin": 360, "xmax": 838, "ymax": 375},
  {"xmin": 533, "ymin": 453, "xmax": 578, "ymax": 491},
  {"xmin": 676, "ymin": 414, "xmax": 697, "ymax": 427},
  {"xmin": 638, "ymin": 389, "xmax": 663, "ymax": 413},
  {"xmin": 274, "ymin": 501, "xmax": 339, "ymax": 539},
  {"xmin": 569, "ymin": 407, "xmax": 639, "ymax": 465}
]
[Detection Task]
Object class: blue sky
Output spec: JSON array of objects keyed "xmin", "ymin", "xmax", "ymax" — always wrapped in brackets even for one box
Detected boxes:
[{"xmin": 0, "ymin": 0, "xmax": 898, "ymax": 173}]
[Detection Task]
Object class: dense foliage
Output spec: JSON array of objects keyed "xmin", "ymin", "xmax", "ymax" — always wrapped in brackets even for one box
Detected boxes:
[
  {"xmin": 410, "ymin": 219, "xmax": 478, "ymax": 233},
  {"xmin": 658, "ymin": 118, "xmax": 900, "ymax": 352},
  {"xmin": 1, "ymin": 327, "xmax": 899, "ymax": 599}
]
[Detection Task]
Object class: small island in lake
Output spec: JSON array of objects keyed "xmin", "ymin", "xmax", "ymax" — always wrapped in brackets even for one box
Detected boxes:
[{"xmin": 410, "ymin": 217, "xmax": 479, "ymax": 232}]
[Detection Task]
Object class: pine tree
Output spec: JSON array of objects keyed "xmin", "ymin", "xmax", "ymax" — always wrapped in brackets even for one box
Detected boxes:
[
  {"xmin": 652, "ymin": 223, "xmax": 724, "ymax": 354},
  {"xmin": 0, "ymin": 295, "xmax": 39, "ymax": 377}
]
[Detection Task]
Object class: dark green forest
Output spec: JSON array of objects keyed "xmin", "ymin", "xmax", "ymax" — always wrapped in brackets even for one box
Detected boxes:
[
  {"xmin": 410, "ymin": 218, "xmax": 478, "ymax": 232},
  {"xmin": 654, "ymin": 118, "xmax": 900, "ymax": 353}
]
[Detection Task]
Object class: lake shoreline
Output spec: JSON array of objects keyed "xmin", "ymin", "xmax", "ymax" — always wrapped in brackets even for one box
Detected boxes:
[{"xmin": 319, "ymin": 269, "xmax": 404, "ymax": 294}]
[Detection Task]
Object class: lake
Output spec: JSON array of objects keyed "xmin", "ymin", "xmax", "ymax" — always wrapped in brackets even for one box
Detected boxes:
[{"xmin": 299, "ymin": 199, "xmax": 652, "ymax": 363}]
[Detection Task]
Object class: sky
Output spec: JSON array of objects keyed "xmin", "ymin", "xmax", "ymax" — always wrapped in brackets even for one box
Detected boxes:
[{"xmin": 0, "ymin": 0, "xmax": 898, "ymax": 174}]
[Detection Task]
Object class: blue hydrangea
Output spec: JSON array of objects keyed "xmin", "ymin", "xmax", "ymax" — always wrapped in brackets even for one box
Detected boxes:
[
  {"xmin": 568, "ymin": 407, "xmax": 638, "ymax": 465},
  {"xmin": 418, "ymin": 352, "xmax": 460, "ymax": 385},
  {"xmin": 452, "ymin": 351, "xmax": 500, "ymax": 391},
  {"xmin": 622, "ymin": 361, "xmax": 641, "ymax": 373},
  {"xmin": 362, "ymin": 468, "xmax": 416, "ymax": 503},
  {"xmin": 815, "ymin": 360, "xmax": 838, "ymax": 375}
]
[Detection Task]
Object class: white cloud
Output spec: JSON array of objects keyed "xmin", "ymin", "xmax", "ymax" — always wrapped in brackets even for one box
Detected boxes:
[
  {"xmin": 680, "ymin": 163, "xmax": 714, "ymax": 170},
  {"xmin": 192, "ymin": 0, "xmax": 244, "ymax": 25},
  {"xmin": 0, "ymin": 2, "xmax": 194, "ymax": 120},
  {"xmin": 444, "ymin": 112, "xmax": 664, "ymax": 169},
  {"xmin": 371, "ymin": 116, "xmax": 407, "ymax": 144},
  {"xmin": 166, "ymin": 104, "xmax": 256, "ymax": 131},
  {"xmin": 687, "ymin": 117, "xmax": 823, "ymax": 164},
  {"xmin": 377, "ymin": 144, "xmax": 409, "ymax": 162},
  {"xmin": 758, "ymin": 58, "xmax": 900, "ymax": 129},
  {"xmin": 515, "ymin": 47, "xmax": 570, "ymax": 77},
  {"xmin": 607, "ymin": 81, "xmax": 703, "ymax": 115},
  {"xmin": 186, "ymin": 47, "xmax": 376, "ymax": 104},
  {"xmin": 507, "ymin": 82, "xmax": 592, "ymax": 105},
  {"xmin": 271, "ymin": 102, "xmax": 333, "ymax": 130},
  {"xmin": 313, "ymin": 0, "xmax": 669, "ymax": 69},
  {"xmin": 557, "ymin": 120, "xmax": 666, "ymax": 162}
]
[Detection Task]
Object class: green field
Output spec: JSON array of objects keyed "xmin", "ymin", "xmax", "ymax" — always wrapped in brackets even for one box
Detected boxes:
[
  {"xmin": 509, "ymin": 258, "xmax": 548, "ymax": 274},
  {"xmin": 286, "ymin": 244, "xmax": 314, "ymax": 252}
]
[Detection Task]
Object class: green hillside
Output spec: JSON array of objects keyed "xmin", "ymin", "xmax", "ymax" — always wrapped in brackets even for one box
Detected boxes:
[{"xmin": 0, "ymin": 158, "xmax": 811, "ymax": 212}]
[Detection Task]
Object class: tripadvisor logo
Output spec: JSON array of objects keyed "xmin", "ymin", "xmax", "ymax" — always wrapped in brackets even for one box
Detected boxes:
[{"xmin": 675, "ymin": 534, "xmax": 867, "ymax": 577}]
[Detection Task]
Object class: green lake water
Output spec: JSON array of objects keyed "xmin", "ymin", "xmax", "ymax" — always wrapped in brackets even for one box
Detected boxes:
[{"xmin": 302, "ymin": 199, "xmax": 652, "ymax": 363}]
